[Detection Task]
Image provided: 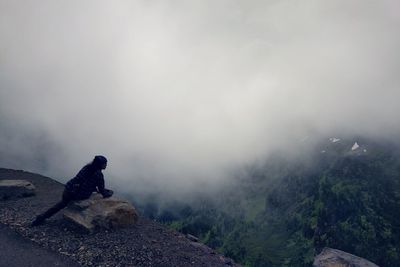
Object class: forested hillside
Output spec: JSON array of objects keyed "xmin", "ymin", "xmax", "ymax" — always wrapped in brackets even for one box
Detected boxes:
[{"xmin": 137, "ymin": 137, "xmax": 400, "ymax": 266}]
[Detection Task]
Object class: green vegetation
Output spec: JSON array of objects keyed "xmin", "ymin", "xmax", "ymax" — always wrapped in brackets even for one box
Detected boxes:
[{"xmin": 145, "ymin": 138, "xmax": 400, "ymax": 266}]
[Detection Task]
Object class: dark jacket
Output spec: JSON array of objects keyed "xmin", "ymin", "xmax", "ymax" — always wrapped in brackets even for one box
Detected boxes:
[{"xmin": 65, "ymin": 164, "xmax": 106, "ymax": 199}]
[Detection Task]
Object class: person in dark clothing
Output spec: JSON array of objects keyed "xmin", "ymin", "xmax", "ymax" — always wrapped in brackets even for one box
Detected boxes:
[{"xmin": 31, "ymin": 155, "xmax": 113, "ymax": 226}]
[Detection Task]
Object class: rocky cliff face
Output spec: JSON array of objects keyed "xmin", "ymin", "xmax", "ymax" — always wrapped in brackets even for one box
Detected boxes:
[{"xmin": 0, "ymin": 168, "xmax": 238, "ymax": 267}]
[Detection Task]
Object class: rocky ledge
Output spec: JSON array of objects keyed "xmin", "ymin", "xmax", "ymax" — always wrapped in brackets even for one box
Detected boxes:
[
  {"xmin": 0, "ymin": 168, "xmax": 239, "ymax": 267},
  {"xmin": 314, "ymin": 247, "xmax": 379, "ymax": 267}
]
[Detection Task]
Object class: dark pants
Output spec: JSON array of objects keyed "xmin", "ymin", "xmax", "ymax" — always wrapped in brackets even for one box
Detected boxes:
[{"xmin": 39, "ymin": 189, "xmax": 83, "ymax": 220}]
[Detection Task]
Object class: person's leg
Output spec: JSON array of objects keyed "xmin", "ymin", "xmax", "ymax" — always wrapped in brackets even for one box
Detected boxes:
[{"xmin": 31, "ymin": 190, "xmax": 73, "ymax": 226}]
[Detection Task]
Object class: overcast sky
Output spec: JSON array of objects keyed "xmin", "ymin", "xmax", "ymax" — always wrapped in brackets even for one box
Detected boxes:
[{"xmin": 1, "ymin": 1, "xmax": 399, "ymax": 193}]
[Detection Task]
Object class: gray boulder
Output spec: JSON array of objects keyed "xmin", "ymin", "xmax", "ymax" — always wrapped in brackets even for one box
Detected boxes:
[
  {"xmin": 63, "ymin": 193, "xmax": 138, "ymax": 233},
  {"xmin": 314, "ymin": 247, "xmax": 379, "ymax": 267},
  {"xmin": 0, "ymin": 179, "xmax": 35, "ymax": 200}
]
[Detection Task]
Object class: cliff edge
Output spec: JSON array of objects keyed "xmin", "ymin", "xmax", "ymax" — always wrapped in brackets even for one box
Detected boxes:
[{"xmin": 0, "ymin": 168, "xmax": 238, "ymax": 267}]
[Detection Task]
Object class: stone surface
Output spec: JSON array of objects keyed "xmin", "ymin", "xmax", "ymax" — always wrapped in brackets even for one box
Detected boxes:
[
  {"xmin": 0, "ymin": 179, "xmax": 35, "ymax": 200},
  {"xmin": 313, "ymin": 247, "xmax": 379, "ymax": 267},
  {"xmin": 187, "ymin": 234, "xmax": 199, "ymax": 242},
  {"xmin": 63, "ymin": 193, "xmax": 138, "ymax": 233}
]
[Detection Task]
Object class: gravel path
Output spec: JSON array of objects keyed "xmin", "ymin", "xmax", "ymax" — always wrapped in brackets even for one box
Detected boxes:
[{"xmin": 0, "ymin": 168, "xmax": 238, "ymax": 267}]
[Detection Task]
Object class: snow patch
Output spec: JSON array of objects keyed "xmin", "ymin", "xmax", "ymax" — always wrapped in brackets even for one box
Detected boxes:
[
  {"xmin": 351, "ymin": 142, "xmax": 360, "ymax": 151},
  {"xmin": 329, "ymin": 137, "xmax": 341, "ymax": 143}
]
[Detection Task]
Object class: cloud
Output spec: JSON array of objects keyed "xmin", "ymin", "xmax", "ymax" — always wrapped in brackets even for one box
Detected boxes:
[{"xmin": 1, "ymin": 0, "xmax": 399, "ymax": 194}]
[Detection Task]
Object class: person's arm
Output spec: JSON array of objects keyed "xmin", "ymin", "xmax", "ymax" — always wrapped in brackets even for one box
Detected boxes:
[
  {"xmin": 96, "ymin": 172, "xmax": 113, "ymax": 198},
  {"xmin": 96, "ymin": 172, "xmax": 106, "ymax": 195}
]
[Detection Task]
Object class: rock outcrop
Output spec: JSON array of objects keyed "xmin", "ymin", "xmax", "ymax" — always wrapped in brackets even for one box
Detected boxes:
[
  {"xmin": 63, "ymin": 193, "xmax": 138, "ymax": 233},
  {"xmin": 314, "ymin": 247, "xmax": 379, "ymax": 267},
  {"xmin": 0, "ymin": 179, "xmax": 35, "ymax": 200}
]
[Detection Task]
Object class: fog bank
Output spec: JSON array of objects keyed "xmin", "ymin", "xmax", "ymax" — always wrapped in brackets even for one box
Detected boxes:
[{"xmin": 1, "ymin": 0, "xmax": 399, "ymax": 194}]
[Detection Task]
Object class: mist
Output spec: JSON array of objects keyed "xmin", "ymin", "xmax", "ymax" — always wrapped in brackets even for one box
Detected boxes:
[{"xmin": 1, "ymin": 0, "xmax": 400, "ymax": 195}]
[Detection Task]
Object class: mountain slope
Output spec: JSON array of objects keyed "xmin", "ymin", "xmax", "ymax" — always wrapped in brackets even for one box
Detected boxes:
[{"xmin": 154, "ymin": 137, "xmax": 400, "ymax": 267}]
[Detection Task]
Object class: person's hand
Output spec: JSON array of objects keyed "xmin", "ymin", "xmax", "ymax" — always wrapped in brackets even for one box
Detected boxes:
[{"xmin": 102, "ymin": 189, "xmax": 113, "ymax": 198}]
